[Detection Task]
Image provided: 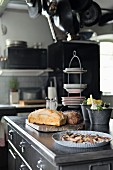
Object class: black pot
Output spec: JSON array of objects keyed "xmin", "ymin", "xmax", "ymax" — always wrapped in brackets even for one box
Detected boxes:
[
  {"xmin": 80, "ymin": 1, "xmax": 102, "ymax": 27},
  {"xmin": 99, "ymin": 12, "xmax": 113, "ymax": 26},
  {"xmin": 56, "ymin": 0, "xmax": 74, "ymax": 34},
  {"xmin": 28, "ymin": 0, "xmax": 42, "ymax": 18},
  {"xmin": 69, "ymin": 0, "xmax": 92, "ymax": 12},
  {"xmin": 87, "ymin": 108, "xmax": 112, "ymax": 125}
]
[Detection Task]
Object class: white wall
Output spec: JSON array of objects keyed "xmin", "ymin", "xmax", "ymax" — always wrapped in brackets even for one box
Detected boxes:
[{"xmin": 0, "ymin": 9, "xmax": 54, "ymax": 55}]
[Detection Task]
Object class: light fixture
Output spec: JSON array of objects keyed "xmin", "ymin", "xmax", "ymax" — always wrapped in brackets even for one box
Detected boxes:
[{"xmin": 0, "ymin": 0, "xmax": 4, "ymax": 6}]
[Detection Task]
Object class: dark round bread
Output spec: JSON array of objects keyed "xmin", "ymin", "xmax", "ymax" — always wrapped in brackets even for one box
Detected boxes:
[{"xmin": 63, "ymin": 111, "xmax": 81, "ymax": 125}]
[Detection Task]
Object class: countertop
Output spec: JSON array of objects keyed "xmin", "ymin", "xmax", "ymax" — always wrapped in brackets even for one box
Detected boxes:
[
  {"xmin": 4, "ymin": 116, "xmax": 113, "ymax": 165},
  {"xmin": 0, "ymin": 104, "xmax": 46, "ymax": 119}
]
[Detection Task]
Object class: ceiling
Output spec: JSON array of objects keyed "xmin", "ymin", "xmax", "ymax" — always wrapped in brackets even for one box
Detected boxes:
[
  {"xmin": 6, "ymin": 0, "xmax": 113, "ymax": 11},
  {"xmin": 94, "ymin": 0, "xmax": 113, "ymax": 10}
]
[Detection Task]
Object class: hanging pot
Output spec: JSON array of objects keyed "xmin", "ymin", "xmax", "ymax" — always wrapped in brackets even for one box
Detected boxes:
[
  {"xmin": 72, "ymin": 11, "xmax": 80, "ymax": 35},
  {"xmin": 69, "ymin": 0, "xmax": 92, "ymax": 13},
  {"xmin": 41, "ymin": 0, "xmax": 49, "ymax": 11},
  {"xmin": 28, "ymin": 0, "xmax": 42, "ymax": 18},
  {"xmin": 80, "ymin": 1, "xmax": 102, "ymax": 27},
  {"xmin": 56, "ymin": 0, "xmax": 75, "ymax": 35},
  {"xmin": 52, "ymin": 15, "xmax": 65, "ymax": 32},
  {"xmin": 99, "ymin": 12, "xmax": 113, "ymax": 26}
]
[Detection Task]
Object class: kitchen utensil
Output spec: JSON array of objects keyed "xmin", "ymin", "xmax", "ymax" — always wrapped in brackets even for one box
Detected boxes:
[
  {"xmin": 99, "ymin": 12, "xmax": 113, "ymax": 26},
  {"xmin": 72, "ymin": 11, "xmax": 80, "ymax": 36},
  {"xmin": 80, "ymin": 104, "xmax": 91, "ymax": 122},
  {"xmin": 87, "ymin": 108, "xmax": 112, "ymax": 125},
  {"xmin": 28, "ymin": 0, "xmax": 42, "ymax": 18},
  {"xmin": 64, "ymin": 84, "xmax": 87, "ymax": 89},
  {"xmin": 26, "ymin": 119, "xmax": 84, "ymax": 132},
  {"xmin": 5, "ymin": 39, "xmax": 27, "ymax": 48},
  {"xmin": 69, "ymin": 0, "xmax": 92, "ymax": 12},
  {"xmin": 63, "ymin": 67, "xmax": 87, "ymax": 74},
  {"xmin": 52, "ymin": 130, "xmax": 113, "ymax": 148},
  {"xmin": 21, "ymin": 88, "xmax": 42, "ymax": 100},
  {"xmin": 80, "ymin": 1, "xmax": 102, "ymax": 27},
  {"xmin": 54, "ymin": 0, "xmax": 75, "ymax": 35}
]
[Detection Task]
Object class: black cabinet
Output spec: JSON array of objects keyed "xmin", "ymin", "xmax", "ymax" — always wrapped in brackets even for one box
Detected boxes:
[
  {"xmin": 7, "ymin": 123, "xmax": 57, "ymax": 170},
  {"xmin": 48, "ymin": 41, "xmax": 100, "ymax": 99},
  {"xmin": 5, "ymin": 117, "xmax": 113, "ymax": 170},
  {"xmin": 8, "ymin": 124, "xmax": 32, "ymax": 170}
]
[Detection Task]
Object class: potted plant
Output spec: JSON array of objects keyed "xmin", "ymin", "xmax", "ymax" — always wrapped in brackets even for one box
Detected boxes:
[
  {"xmin": 9, "ymin": 77, "xmax": 19, "ymax": 92},
  {"xmin": 9, "ymin": 77, "xmax": 19, "ymax": 104}
]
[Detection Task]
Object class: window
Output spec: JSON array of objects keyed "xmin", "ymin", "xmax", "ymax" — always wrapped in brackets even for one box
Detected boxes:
[{"xmin": 100, "ymin": 41, "xmax": 113, "ymax": 95}]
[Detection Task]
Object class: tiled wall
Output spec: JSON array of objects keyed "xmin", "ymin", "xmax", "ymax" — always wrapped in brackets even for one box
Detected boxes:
[{"xmin": 0, "ymin": 73, "xmax": 48, "ymax": 104}]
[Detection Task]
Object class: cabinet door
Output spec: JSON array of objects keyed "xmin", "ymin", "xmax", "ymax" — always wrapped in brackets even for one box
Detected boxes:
[
  {"xmin": 8, "ymin": 145, "xmax": 16, "ymax": 170},
  {"xmin": 16, "ymin": 160, "xmax": 30, "ymax": 170},
  {"xmin": 30, "ymin": 145, "xmax": 57, "ymax": 170}
]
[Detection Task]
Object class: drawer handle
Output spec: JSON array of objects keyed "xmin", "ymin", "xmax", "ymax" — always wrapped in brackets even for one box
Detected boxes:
[
  {"xmin": 19, "ymin": 163, "xmax": 26, "ymax": 170},
  {"xmin": 9, "ymin": 149, "xmax": 16, "ymax": 159},
  {"xmin": 37, "ymin": 159, "xmax": 45, "ymax": 170},
  {"xmin": 19, "ymin": 141, "xmax": 26, "ymax": 153},
  {"xmin": 9, "ymin": 129, "xmax": 14, "ymax": 140},
  {"xmin": 89, "ymin": 162, "xmax": 111, "ymax": 170}
]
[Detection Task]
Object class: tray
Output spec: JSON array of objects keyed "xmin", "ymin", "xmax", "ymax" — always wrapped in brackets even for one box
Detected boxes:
[
  {"xmin": 26, "ymin": 119, "xmax": 84, "ymax": 132},
  {"xmin": 64, "ymin": 88, "xmax": 85, "ymax": 93},
  {"xmin": 63, "ymin": 68, "xmax": 87, "ymax": 74},
  {"xmin": 52, "ymin": 130, "xmax": 113, "ymax": 148},
  {"xmin": 61, "ymin": 96, "xmax": 85, "ymax": 101},
  {"xmin": 64, "ymin": 84, "xmax": 87, "ymax": 89}
]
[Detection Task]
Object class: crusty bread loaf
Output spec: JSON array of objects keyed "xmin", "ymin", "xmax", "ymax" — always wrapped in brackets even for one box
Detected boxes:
[{"xmin": 28, "ymin": 108, "xmax": 67, "ymax": 126}]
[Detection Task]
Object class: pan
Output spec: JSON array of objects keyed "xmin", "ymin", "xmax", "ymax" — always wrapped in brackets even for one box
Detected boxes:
[
  {"xmin": 99, "ymin": 12, "xmax": 113, "ymax": 26},
  {"xmin": 72, "ymin": 11, "xmax": 80, "ymax": 35},
  {"xmin": 28, "ymin": 0, "xmax": 42, "ymax": 18},
  {"xmin": 41, "ymin": 0, "xmax": 57, "ymax": 16},
  {"xmin": 52, "ymin": 1, "xmax": 80, "ymax": 38},
  {"xmin": 56, "ymin": 0, "xmax": 75, "ymax": 35},
  {"xmin": 69, "ymin": 0, "xmax": 92, "ymax": 13},
  {"xmin": 80, "ymin": 1, "xmax": 102, "ymax": 27}
]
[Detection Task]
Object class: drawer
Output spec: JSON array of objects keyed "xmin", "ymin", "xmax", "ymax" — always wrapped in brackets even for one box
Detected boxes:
[
  {"xmin": 8, "ymin": 142, "xmax": 32, "ymax": 170},
  {"xmin": 60, "ymin": 160, "xmax": 113, "ymax": 170},
  {"xmin": 8, "ymin": 124, "xmax": 17, "ymax": 146},
  {"xmin": 30, "ymin": 145, "xmax": 57, "ymax": 170},
  {"xmin": 16, "ymin": 132, "xmax": 31, "ymax": 166}
]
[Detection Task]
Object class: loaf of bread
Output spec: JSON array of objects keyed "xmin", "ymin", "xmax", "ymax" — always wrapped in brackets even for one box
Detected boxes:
[
  {"xmin": 63, "ymin": 111, "xmax": 81, "ymax": 125},
  {"xmin": 28, "ymin": 108, "xmax": 67, "ymax": 126}
]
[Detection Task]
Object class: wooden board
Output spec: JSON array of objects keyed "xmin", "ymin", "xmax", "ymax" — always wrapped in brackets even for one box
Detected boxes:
[
  {"xmin": 26, "ymin": 119, "xmax": 84, "ymax": 132},
  {"xmin": 19, "ymin": 100, "xmax": 46, "ymax": 106}
]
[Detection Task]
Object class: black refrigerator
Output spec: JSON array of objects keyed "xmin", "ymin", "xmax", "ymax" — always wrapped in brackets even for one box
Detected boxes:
[{"xmin": 47, "ymin": 40, "xmax": 100, "ymax": 103}]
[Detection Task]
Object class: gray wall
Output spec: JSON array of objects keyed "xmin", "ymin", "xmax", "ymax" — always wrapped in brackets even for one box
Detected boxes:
[
  {"xmin": 0, "ymin": 9, "xmax": 53, "ymax": 104},
  {"xmin": 0, "ymin": 9, "xmax": 53, "ymax": 55}
]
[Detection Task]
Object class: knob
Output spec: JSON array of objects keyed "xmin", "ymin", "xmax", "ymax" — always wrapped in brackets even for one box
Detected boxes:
[
  {"xmin": 19, "ymin": 163, "xmax": 26, "ymax": 170},
  {"xmin": 36, "ymin": 158, "xmax": 45, "ymax": 170}
]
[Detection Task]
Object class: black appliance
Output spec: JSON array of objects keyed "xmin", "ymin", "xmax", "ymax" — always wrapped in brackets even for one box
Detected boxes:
[
  {"xmin": 47, "ymin": 40, "xmax": 100, "ymax": 102},
  {"xmin": 4, "ymin": 47, "xmax": 47, "ymax": 69}
]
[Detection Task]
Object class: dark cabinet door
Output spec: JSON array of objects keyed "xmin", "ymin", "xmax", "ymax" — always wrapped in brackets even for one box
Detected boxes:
[{"xmin": 8, "ymin": 146, "xmax": 16, "ymax": 170}]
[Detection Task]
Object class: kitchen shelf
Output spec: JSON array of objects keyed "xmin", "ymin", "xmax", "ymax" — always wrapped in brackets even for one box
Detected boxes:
[{"xmin": 0, "ymin": 68, "xmax": 53, "ymax": 76}]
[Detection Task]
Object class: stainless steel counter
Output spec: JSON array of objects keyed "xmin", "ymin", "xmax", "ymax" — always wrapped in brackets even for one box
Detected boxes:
[{"xmin": 4, "ymin": 116, "xmax": 113, "ymax": 167}]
